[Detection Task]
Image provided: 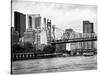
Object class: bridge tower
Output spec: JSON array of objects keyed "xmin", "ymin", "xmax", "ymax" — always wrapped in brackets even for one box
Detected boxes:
[{"xmin": 44, "ymin": 18, "xmax": 52, "ymax": 45}]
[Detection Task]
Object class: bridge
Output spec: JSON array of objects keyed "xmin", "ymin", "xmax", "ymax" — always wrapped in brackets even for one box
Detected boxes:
[
  {"xmin": 41, "ymin": 24, "xmax": 97, "ymax": 45},
  {"xmin": 49, "ymin": 26, "xmax": 97, "ymax": 44},
  {"xmin": 12, "ymin": 21, "xmax": 97, "ymax": 61},
  {"xmin": 51, "ymin": 34, "xmax": 97, "ymax": 44}
]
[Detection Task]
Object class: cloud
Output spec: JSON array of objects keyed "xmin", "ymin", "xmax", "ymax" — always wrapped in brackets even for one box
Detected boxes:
[{"xmin": 12, "ymin": 1, "xmax": 97, "ymax": 40}]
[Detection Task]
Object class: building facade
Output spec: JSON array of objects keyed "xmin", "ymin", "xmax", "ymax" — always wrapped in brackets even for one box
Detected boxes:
[
  {"xmin": 83, "ymin": 21, "xmax": 94, "ymax": 33},
  {"xmin": 47, "ymin": 19, "xmax": 52, "ymax": 44},
  {"xmin": 14, "ymin": 11, "xmax": 26, "ymax": 37},
  {"xmin": 62, "ymin": 29, "xmax": 82, "ymax": 51},
  {"xmin": 27, "ymin": 14, "xmax": 41, "ymax": 50},
  {"xmin": 55, "ymin": 44, "xmax": 66, "ymax": 53},
  {"xmin": 27, "ymin": 14, "xmax": 41, "ymax": 29},
  {"xmin": 23, "ymin": 29, "xmax": 35, "ymax": 44},
  {"xmin": 11, "ymin": 27, "xmax": 19, "ymax": 45},
  {"xmin": 83, "ymin": 21, "xmax": 94, "ymax": 50}
]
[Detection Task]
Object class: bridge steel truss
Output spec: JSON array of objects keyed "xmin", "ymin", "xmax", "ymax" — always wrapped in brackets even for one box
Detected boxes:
[
  {"xmin": 51, "ymin": 36, "xmax": 97, "ymax": 45},
  {"xmin": 51, "ymin": 33, "xmax": 97, "ymax": 45}
]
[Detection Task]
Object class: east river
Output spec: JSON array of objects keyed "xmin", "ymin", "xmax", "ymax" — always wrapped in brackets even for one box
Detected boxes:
[{"xmin": 12, "ymin": 55, "xmax": 97, "ymax": 74}]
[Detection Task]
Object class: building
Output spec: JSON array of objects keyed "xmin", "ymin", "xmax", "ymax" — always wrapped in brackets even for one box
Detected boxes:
[
  {"xmin": 83, "ymin": 21, "xmax": 94, "ymax": 33},
  {"xmin": 62, "ymin": 29, "xmax": 74, "ymax": 51},
  {"xmin": 56, "ymin": 44, "xmax": 66, "ymax": 53},
  {"xmin": 11, "ymin": 27, "xmax": 19, "ymax": 45},
  {"xmin": 71, "ymin": 33, "xmax": 82, "ymax": 51},
  {"xmin": 27, "ymin": 14, "xmax": 41, "ymax": 29},
  {"xmin": 47, "ymin": 19, "xmax": 52, "ymax": 44},
  {"xmin": 62, "ymin": 28, "xmax": 82, "ymax": 51},
  {"xmin": 27, "ymin": 14, "xmax": 41, "ymax": 50},
  {"xmin": 83, "ymin": 21, "xmax": 94, "ymax": 50},
  {"xmin": 23, "ymin": 29, "xmax": 35, "ymax": 44},
  {"xmin": 42, "ymin": 18, "xmax": 53, "ymax": 45},
  {"xmin": 14, "ymin": 11, "xmax": 26, "ymax": 37}
]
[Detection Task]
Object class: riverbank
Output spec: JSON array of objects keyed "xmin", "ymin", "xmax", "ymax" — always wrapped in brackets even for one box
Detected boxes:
[
  {"xmin": 12, "ymin": 55, "xmax": 97, "ymax": 74},
  {"xmin": 12, "ymin": 52, "xmax": 97, "ymax": 61}
]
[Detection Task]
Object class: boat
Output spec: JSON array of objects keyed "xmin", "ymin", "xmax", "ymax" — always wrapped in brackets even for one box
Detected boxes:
[{"xmin": 83, "ymin": 52, "xmax": 94, "ymax": 56}]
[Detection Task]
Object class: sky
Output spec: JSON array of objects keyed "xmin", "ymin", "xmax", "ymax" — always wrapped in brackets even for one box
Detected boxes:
[{"xmin": 12, "ymin": 0, "xmax": 97, "ymax": 44}]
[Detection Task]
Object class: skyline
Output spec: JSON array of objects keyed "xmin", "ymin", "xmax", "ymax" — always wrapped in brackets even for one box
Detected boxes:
[
  {"xmin": 12, "ymin": 0, "xmax": 97, "ymax": 33},
  {"xmin": 12, "ymin": 0, "xmax": 97, "ymax": 44}
]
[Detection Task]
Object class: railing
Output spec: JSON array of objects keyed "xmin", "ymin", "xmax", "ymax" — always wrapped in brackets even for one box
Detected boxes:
[
  {"xmin": 61, "ymin": 33, "xmax": 97, "ymax": 40},
  {"xmin": 51, "ymin": 35, "xmax": 97, "ymax": 44}
]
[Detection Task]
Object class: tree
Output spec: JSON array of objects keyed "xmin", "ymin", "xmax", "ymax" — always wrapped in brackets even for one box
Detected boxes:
[
  {"xmin": 12, "ymin": 43, "xmax": 23, "ymax": 53},
  {"xmin": 23, "ymin": 42, "xmax": 33, "ymax": 50},
  {"xmin": 43, "ymin": 45, "xmax": 55, "ymax": 53}
]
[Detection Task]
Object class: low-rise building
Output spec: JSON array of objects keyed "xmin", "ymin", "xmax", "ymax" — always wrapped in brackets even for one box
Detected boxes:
[
  {"xmin": 23, "ymin": 28, "xmax": 35, "ymax": 44},
  {"xmin": 11, "ymin": 27, "xmax": 19, "ymax": 45}
]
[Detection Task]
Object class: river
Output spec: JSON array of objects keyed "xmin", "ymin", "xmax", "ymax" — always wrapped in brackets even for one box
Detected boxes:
[{"xmin": 12, "ymin": 55, "xmax": 97, "ymax": 74}]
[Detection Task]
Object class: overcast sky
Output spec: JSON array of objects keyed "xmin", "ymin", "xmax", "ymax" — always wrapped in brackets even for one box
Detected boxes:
[
  {"xmin": 12, "ymin": 0, "xmax": 97, "ymax": 32},
  {"xmin": 12, "ymin": 0, "xmax": 97, "ymax": 43}
]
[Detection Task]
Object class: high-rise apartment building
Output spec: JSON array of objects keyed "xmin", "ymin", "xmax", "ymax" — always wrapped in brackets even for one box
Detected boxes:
[
  {"xmin": 27, "ymin": 14, "xmax": 41, "ymax": 49},
  {"xmin": 23, "ymin": 29, "xmax": 35, "ymax": 44},
  {"xmin": 47, "ymin": 19, "xmax": 52, "ymax": 44},
  {"xmin": 27, "ymin": 14, "xmax": 41, "ymax": 29},
  {"xmin": 14, "ymin": 11, "xmax": 26, "ymax": 37},
  {"xmin": 83, "ymin": 21, "xmax": 94, "ymax": 50},
  {"xmin": 83, "ymin": 21, "xmax": 94, "ymax": 33}
]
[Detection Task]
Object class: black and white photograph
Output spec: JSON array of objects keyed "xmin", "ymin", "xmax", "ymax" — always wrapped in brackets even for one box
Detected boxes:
[{"xmin": 11, "ymin": 0, "xmax": 97, "ymax": 74}]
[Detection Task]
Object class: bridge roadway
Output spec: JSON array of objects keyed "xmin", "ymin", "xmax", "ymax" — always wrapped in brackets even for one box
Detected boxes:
[{"xmin": 51, "ymin": 37, "xmax": 97, "ymax": 44}]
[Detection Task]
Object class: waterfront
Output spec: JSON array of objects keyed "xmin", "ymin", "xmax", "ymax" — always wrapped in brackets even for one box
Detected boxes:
[{"xmin": 12, "ymin": 55, "xmax": 97, "ymax": 74}]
